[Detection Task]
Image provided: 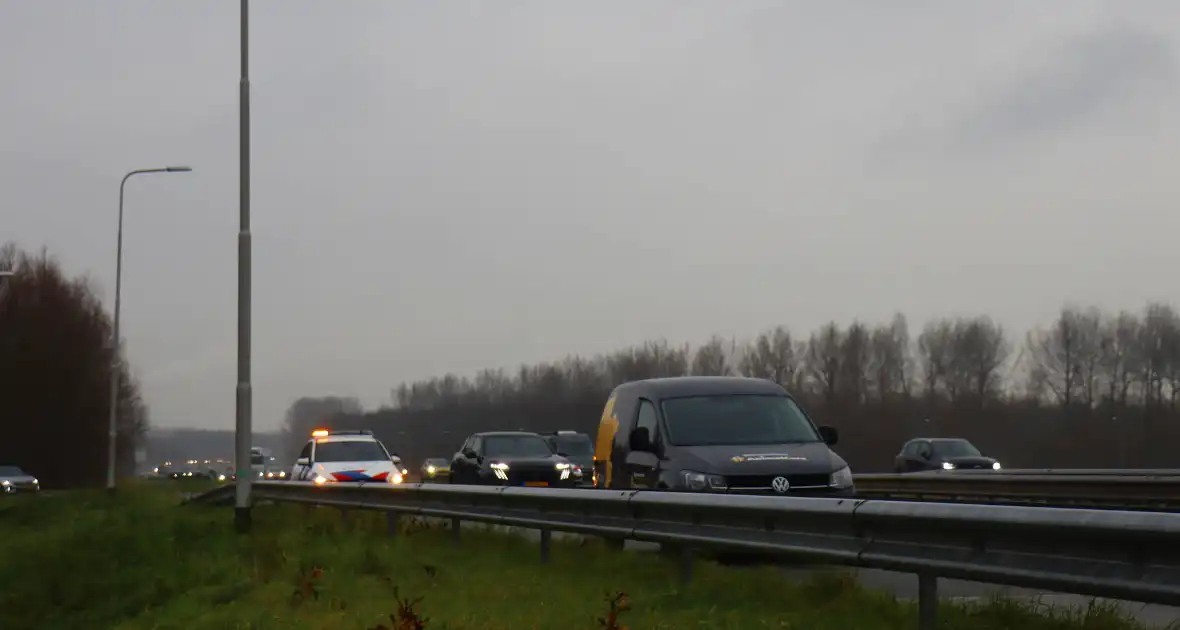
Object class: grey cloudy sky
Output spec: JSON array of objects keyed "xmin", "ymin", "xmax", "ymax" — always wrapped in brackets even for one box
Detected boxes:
[{"xmin": 3, "ymin": 1, "xmax": 1179, "ymax": 430}]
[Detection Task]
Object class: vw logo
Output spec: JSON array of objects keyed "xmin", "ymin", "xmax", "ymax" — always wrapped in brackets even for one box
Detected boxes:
[{"xmin": 771, "ymin": 476, "xmax": 791, "ymax": 493}]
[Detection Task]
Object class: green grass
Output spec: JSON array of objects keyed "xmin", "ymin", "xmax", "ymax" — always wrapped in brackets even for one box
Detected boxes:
[{"xmin": 0, "ymin": 484, "xmax": 1155, "ymax": 630}]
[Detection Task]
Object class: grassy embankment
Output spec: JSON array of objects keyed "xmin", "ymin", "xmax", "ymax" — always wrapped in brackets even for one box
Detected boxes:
[{"xmin": 0, "ymin": 483, "xmax": 1151, "ymax": 630}]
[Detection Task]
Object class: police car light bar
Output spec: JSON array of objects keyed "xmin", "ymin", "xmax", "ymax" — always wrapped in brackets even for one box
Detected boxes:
[{"xmin": 311, "ymin": 428, "xmax": 373, "ymax": 438}]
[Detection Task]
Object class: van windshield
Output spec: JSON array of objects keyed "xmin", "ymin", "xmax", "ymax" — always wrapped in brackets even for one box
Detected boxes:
[{"xmin": 661, "ymin": 394, "xmax": 821, "ymax": 447}]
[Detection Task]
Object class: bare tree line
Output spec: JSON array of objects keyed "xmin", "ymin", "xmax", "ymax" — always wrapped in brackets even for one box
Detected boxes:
[
  {"xmin": 0, "ymin": 244, "xmax": 148, "ymax": 487},
  {"xmin": 290, "ymin": 302, "xmax": 1180, "ymax": 472}
]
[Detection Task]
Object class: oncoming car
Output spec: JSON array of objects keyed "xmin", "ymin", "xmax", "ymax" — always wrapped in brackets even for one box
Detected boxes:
[
  {"xmin": 251, "ymin": 447, "xmax": 288, "ymax": 480},
  {"xmin": 893, "ymin": 437, "xmax": 1000, "ymax": 472},
  {"xmin": 449, "ymin": 431, "xmax": 576, "ymax": 487},
  {"xmin": 420, "ymin": 457, "xmax": 450, "ymax": 482},
  {"xmin": 291, "ymin": 429, "xmax": 404, "ymax": 486},
  {"xmin": 0, "ymin": 465, "xmax": 39, "ymax": 494},
  {"xmin": 540, "ymin": 431, "xmax": 593, "ymax": 487}
]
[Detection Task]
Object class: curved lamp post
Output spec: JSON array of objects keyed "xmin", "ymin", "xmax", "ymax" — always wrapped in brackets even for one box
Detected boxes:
[{"xmin": 108, "ymin": 166, "xmax": 192, "ymax": 490}]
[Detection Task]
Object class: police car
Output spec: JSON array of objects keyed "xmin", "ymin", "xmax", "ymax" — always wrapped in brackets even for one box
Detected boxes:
[{"xmin": 291, "ymin": 429, "xmax": 404, "ymax": 485}]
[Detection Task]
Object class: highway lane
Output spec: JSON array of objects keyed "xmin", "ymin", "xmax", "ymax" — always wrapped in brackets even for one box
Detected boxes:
[{"xmin": 433, "ymin": 519, "xmax": 1180, "ymax": 628}]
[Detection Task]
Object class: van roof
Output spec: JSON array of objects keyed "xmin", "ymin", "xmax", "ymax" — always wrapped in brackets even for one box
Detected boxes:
[{"xmin": 616, "ymin": 376, "xmax": 787, "ymax": 399}]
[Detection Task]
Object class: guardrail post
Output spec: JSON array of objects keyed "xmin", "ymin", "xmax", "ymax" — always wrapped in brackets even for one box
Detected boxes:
[
  {"xmin": 678, "ymin": 547, "xmax": 694, "ymax": 584},
  {"xmin": 539, "ymin": 529, "xmax": 552, "ymax": 563},
  {"xmin": 917, "ymin": 573, "xmax": 937, "ymax": 630},
  {"xmin": 451, "ymin": 517, "xmax": 461, "ymax": 542},
  {"xmin": 386, "ymin": 512, "xmax": 399, "ymax": 537}
]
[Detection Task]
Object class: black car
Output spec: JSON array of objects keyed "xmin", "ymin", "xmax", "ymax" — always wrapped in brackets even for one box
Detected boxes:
[
  {"xmin": 163, "ymin": 463, "xmax": 204, "ymax": 480},
  {"xmin": 450, "ymin": 431, "xmax": 576, "ymax": 488},
  {"xmin": 0, "ymin": 465, "xmax": 40, "ymax": 494},
  {"xmin": 540, "ymin": 431, "xmax": 594, "ymax": 487},
  {"xmin": 420, "ymin": 457, "xmax": 451, "ymax": 482},
  {"xmin": 893, "ymin": 438, "xmax": 1001, "ymax": 472}
]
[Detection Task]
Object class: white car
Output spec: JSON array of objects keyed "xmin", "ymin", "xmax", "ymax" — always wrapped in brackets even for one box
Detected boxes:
[{"xmin": 291, "ymin": 429, "xmax": 404, "ymax": 486}]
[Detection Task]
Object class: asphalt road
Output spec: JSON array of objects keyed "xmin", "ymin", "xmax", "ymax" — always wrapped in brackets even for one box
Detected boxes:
[{"xmin": 438, "ymin": 520, "xmax": 1180, "ymax": 628}]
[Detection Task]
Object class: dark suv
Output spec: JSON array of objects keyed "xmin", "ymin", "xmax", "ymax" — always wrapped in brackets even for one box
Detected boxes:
[
  {"xmin": 894, "ymin": 437, "xmax": 1000, "ymax": 472},
  {"xmin": 450, "ymin": 431, "xmax": 576, "ymax": 488},
  {"xmin": 540, "ymin": 431, "xmax": 594, "ymax": 487}
]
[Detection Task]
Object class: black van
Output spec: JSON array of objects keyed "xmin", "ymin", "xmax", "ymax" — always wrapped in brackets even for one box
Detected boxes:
[{"xmin": 592, "ymin": 376, "xmax": 854, "ymax": 496}]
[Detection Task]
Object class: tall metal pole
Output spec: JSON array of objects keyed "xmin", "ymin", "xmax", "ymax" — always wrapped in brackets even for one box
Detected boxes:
[
  {"xmin": 108, "ymin": 166, "xmax": 191, "ymax": 491},
  {"xmin": 234, "ymin": 0, "xmax": 254, "ymax": 532}
]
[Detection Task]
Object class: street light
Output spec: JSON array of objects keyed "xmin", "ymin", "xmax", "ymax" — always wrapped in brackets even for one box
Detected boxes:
[
  {"xmin": 233, "ymin": 0, "xmax": 254, "ymax": 532},
  {"xmin": 107, "ymin": 166, "xmax": 192, "ymax": 491}
]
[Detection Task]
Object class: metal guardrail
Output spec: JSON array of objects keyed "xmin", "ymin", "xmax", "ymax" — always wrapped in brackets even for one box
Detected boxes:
[
  {"xmin": 854, "ymin": 471, "xmax": 1180, "ymax": 509},
  {"xmin": 937, "ymin": 468, "xmax": 1180, "ymax": 476},
  {"xmin": 190, "ymin": 481, "xmax": 1180, "ymax": 630}
]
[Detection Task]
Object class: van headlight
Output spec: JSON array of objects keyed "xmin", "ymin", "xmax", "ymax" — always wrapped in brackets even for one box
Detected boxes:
[
  {"xmin": 313, "ymin": 475, "xmax": 329, "ymax": 485},
  {"xmin": 680, "ymin": 470, "xmax": 726, "ymax": 491},
  {"xmin": 942, "ymin": 462, "xmax": 955, "ymax": 470},
  {"xmin": 390, "ymin": 472, "xmax": 404, "ymax": 484},
  {"xmin": 829, "ymin": 466, "xmax": 854, "ymax": 489},
  {"xmin": 992, "ymin": 462, "xmax": 1001, "ymax": 470}
]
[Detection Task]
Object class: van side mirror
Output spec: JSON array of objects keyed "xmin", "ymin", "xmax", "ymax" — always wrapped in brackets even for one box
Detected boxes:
[
  {"xmin": 629, "ymin": 427, "xmax": 653, "ymax": 452},
  {"xmin": 818, "ymin": 425, "xmax": 839, "ymax": 446},
  {"xmin": 295, "ymin": 457, "xmax": 310, "ymax": 466}
]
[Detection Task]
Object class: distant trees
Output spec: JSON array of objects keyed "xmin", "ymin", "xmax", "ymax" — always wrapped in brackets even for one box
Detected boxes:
[
  {"xmin": 0, "ymin": 244, "xmax": 147, "ymax": 488},
  {"xmin": 305, "ymin": 300, "xmax": 1180, "ymax": 473}
]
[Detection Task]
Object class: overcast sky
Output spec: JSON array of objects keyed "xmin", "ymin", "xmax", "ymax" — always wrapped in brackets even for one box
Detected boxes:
[{"xmin": 3, "ymin": 1, "xmax": 1179, "ymax": 431}]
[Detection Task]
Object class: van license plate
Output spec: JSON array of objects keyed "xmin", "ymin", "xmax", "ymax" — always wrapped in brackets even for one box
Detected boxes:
[{"xmin": 524, "ymin": 481, "xmax": 548, "ymax": 487}]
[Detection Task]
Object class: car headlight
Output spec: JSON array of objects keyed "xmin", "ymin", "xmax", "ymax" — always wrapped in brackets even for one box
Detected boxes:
[
  {"xmin": 490, "ymin": 462, "xmax": 509, "ymax": 471},
  {"xmin": 1, "ymin": 480, "xmax": 9, "ymax": 486},
  {"xmin": 313, "ymin": 475, "xmax": 329, "ymax": 485},
  {"xmin": 680, "ymin": 470, "xmax": 726, "ymax": 491},
  {"xmin": 217, "ymin": 474, "xmax": 226, "ymax": 481},
  {"xmin": 830, "ymin": 466, "xmax": 854, "ymax": 489},
  {"xmin": 279, "ymin": 471, "xmax": 286, "ymax": 478},
  {"xmin": 426, "ymin": 465, "xmax": 436, "ymax": 475},
  {"xmin": 490, "ymin": 461, "xmax": 509, "ymax": 481},
  {"xmin": 992, "ymin": 462, "xmax": 1001, "ymax": 470},
  {"xmin": 942, "ymin": 462, "xmax": 955, "ymax": 470}
]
